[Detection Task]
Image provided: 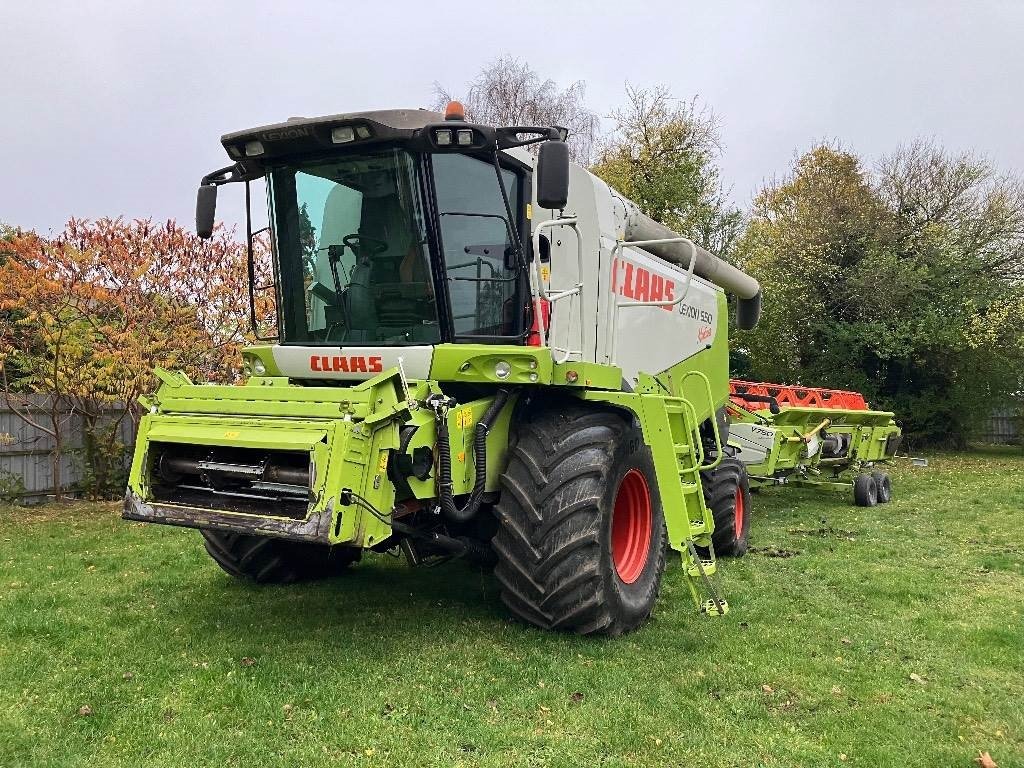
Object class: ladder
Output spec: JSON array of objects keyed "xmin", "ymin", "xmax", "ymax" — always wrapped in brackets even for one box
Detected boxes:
[{"xmin": 633, "ymin": 388, "xmax": 729, "ymax": 616}]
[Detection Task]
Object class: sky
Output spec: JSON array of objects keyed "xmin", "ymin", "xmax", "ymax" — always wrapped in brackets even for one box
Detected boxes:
[{"xmin": 3, "ymin": 0, "xmax": 1023, "ymax": 236}]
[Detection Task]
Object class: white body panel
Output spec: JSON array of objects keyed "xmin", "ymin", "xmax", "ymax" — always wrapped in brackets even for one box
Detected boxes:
[
  {"xmin": 536, "ymin": 162, "xmax": 723, "ymax": 383},
  {"xmin": 729, "ymin": 423, "xmax": 777, "ymax": 466}
]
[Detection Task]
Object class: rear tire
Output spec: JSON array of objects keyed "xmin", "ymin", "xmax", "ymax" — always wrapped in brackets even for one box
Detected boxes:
[
  {"xmin": 492, "ymin": 404, "xmax": 667, "ymax": 636},
  {"xmin": 700, "ymin": 457, "xmax": 752, "ymax": 557},
  {"xmin": 871, "ymin": 471, "xmax": 892, "ymax": 503},
  {"xmin": 200, "ymin": 530, "xmax": 360, "ymax": 584},
  {"xmin": 853, "ymin": 474, "xmax": 878, "ymax": 507}
]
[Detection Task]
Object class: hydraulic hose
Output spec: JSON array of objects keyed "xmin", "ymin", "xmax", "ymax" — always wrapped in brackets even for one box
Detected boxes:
[{"xmin": 436, "ymin": 389, "xmax": 511, "ymax": 523}]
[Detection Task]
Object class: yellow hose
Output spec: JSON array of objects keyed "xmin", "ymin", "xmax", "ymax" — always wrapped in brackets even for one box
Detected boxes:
[{"xmin": 786, "ymin": 418, "xmax": 831, "ymax": 443}]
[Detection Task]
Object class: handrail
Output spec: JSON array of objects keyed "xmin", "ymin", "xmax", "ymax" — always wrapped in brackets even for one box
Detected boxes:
[
  {"xmin": 530, "ymin": 217, "xmax": 584, "ymax": 362},
  {"xmin": 604, "ymin": 236, "xmax": 700, "ymax": 364},
  {"xmin": 681, "ymin": 369, "xmax": 723, "ymax": 470}
]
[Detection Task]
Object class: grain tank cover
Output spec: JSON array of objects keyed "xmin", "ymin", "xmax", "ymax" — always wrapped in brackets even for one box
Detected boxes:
[{"xmin": 616, "ymin": 194, "xmax": 762, "ymax": 329}]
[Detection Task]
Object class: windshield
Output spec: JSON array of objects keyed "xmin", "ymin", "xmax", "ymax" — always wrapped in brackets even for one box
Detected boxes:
[{"xmin": 269, "ymin": 149, "xmax": 440, "ymax": 345}]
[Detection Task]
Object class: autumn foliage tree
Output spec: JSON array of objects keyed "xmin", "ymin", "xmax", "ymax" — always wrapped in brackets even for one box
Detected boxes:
[{"xmin": 0, "ymin": 218, "xmax": 254, "ymax": 498}]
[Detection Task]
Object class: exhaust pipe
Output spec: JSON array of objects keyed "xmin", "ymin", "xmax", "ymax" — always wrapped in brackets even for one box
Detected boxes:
[{"xmin": 617, "ymin": 196, "xmax": 762, "ymax": 330}]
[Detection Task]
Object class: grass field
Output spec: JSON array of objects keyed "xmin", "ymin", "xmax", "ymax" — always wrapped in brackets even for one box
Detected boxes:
[{"xmin": 1, "ymin": 449, "xmax": 1021, "ymax": 767}]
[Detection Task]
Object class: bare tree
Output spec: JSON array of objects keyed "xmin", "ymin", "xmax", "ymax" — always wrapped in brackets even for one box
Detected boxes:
[
  {"xmin": 593, "ymin": 85, "xmax": 743, "ymax": 257},
  {"xmin": 433, "ymin": 56, "xmax": 599, "ymax": 165},
  {"xmin": 877, "ymin": 139, "xmax": 1024, "ymax": 282}
]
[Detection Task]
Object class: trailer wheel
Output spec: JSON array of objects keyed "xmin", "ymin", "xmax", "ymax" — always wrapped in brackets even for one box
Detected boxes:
[
  {"xmin": 871, "ymin": 471, "xmax": 892, "ymax": 503},
  {"xmin": 700, "ymin": 457, "xmax": 752, "ymax": 557},
  {"xmin": 200, "ymin": 530, "xmax": 360, "ymax": 584},
  {"xmin": 852, "ymin": 474, "xmax": 878, "ymax": 507},
  {"xmin": 492, "ymin": 404, "xmax": 666, "ymax": 636}
]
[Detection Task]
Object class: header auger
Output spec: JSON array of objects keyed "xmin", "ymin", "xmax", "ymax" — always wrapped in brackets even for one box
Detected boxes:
[{"xmin": 124, "ymin": 103, "xmax": 763, "ymax": 635}]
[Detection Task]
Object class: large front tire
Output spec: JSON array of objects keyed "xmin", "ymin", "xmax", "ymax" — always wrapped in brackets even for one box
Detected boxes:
[
  {"xmin": 492, "ymin": 405, "xmax": 667, "ymax": 636},
  {"xmin": 200, "ymin": 530, "xmax": 360, "ymax": 584}
]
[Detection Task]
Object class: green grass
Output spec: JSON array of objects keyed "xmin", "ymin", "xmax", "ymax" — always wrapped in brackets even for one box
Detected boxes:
[{"xmin": 1, "ymin": 449, "xmax": 1022, "ymax": 767}]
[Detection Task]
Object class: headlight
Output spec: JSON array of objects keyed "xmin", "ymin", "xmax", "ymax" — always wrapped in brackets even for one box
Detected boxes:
[
  {"xmin": 494, "ymin": 361, "xmax": 511, "ymax": 379},
  {"xmin": 331, "ymin": 126, "xmax": 355, "ymax": 144},
  {"xmin": 253, "ymin": 359, "xmax": 267, "ymax": 376}
]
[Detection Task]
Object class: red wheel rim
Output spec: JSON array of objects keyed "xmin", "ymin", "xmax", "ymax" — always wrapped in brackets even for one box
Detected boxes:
[
  {"xmin": 734, "ymin": 487, "xmax": 745, "ymax": 536},
  {"xmin": 611, "ymin": 469, "xmax": 652, "ymax": 584}
]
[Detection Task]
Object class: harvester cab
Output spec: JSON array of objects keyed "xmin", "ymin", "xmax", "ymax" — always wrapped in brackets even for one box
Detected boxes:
[{"xmin": 124, "ymin": 103, "xmax": 764, "ymax": 635}]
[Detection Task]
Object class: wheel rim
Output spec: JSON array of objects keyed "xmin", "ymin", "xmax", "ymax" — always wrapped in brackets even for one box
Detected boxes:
[
  {"xmin": 611, "ymin": 469, "xmax": 652, "ymax": 584},
  {"xmin": 734, "ymin": 487, "xmax": 745, "ymax": 536}
]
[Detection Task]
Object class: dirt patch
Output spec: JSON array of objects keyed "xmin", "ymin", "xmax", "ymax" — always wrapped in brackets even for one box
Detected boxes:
[
  {"xmin": 787, "ymin": 526, "xmax": 858, "ymax": 541},
  {"xmin": 748, "ymin": 546, "xmax": 801, "ymax": 558}
]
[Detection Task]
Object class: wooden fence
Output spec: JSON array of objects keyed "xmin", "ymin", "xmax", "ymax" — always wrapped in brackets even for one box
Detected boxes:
[
  {"xmin": 0, "ymin": 395, "xmax": 135, "ymax": 503},
  {"xmin": 979, "ymin": 408, "xmax": 1020, "ymax": 445}
]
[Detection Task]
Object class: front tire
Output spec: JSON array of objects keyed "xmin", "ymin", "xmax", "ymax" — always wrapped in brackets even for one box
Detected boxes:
[
  {"xmin": 492, "ymin": 404, "xmax": 667, "ymax": 636},
  {"xmin": 200, "ymin": 530, "xmax": 360, "ymax": 584}
]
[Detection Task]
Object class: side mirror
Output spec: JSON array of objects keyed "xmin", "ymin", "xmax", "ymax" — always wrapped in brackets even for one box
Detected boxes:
[
  {"xmin": 196, "ymin": 184, "xmax": 218, "ymax": 239},
  {"xmin": 536, "ymin": 141, "xmax": 569, "ymax": 210}
]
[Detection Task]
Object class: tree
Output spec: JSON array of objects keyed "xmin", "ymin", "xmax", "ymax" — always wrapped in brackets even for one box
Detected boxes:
[
  {"xmin": 433, "ymin": 56, "xmax": 599, "ymax": 165},
  {"xmin": 0, "ymin": 218, "xmax": 255, "ymax": 498},
  {"xmin": 735, "ymin": 142, "xmax": 1024, "ymax": 446},
  {"xmin": 0, "ymin": 234, "xmax": 107, "ymax": 500},
  {"xmin": 591, "ymin": 85, "xmax": 744, "ymax": 258}
]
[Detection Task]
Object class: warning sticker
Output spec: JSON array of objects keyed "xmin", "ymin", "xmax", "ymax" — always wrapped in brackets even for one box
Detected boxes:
[{"xmin": 456, "ymin": 407, "xmax": 474, "ymax": 429}]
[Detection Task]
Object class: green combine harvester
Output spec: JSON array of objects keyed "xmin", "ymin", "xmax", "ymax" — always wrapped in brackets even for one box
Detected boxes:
[
  {"xmin": 727, "ymin": 380, "xmax": 902, "ymax": 507},
  {"xmin": 124, "ymin": 102, "xmax": 768, "ymax": 635}
]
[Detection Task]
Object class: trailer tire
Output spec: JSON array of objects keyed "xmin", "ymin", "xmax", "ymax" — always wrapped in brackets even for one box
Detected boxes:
[
  {"xmin": 492, "ymin": 404, "xmax": 666, "ymax": 636},
  {"xmin": 200, "ymin": 530, "xmax": 360, "ymax": 584},
  {"xmin": 853, "ymin": 474, "xmax": 878, "ymax": 507},
  {"xmin": 700, "ymin": 457, "xmax": 751, "ymax": 558},
  {"xmin": 871, "ymin": 471, "xmax": 892, "ymax": 503}
]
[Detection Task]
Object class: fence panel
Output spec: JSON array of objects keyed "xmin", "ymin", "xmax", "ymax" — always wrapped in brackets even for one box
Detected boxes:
[
  {"xmin": 979, "ymin": 408, "xmax": 1020, "ymax": 445},
  {"xmin": 0, "ymin": 395, "xmax": 135, "ymax": 503}
]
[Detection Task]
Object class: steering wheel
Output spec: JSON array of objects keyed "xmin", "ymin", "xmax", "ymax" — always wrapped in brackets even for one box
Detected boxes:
[{"xmin": 342, "ymin": 233, "xmax": 387, "ymax": 258}]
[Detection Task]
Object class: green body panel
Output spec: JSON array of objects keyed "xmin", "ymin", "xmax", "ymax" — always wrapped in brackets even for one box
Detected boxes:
[
  {"xmin": 401, "ymin": 392, "xmax": 517, "ymax": 499},
  {"xmin": 649, "ymin": 291, "xmax": 730, "ymax": 426},
  {"xmin": 241, "ymin": 346, "xmax": 283, "ymax": 376},
  {"xmin": 429, "ymin": 344, "xmax": 553, "ymax": 384}
]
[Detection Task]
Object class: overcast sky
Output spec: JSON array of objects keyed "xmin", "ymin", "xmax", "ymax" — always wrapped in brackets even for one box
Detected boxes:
[{"xmin": 3, "ymin": 0, "xmax": 1022, "ymax": 236}]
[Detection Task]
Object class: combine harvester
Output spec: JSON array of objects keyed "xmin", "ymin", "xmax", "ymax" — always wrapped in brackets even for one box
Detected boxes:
[
  {"xmin": 123, "ymin": 102, "xmax": 765, "ymax": 635},
  {"xmin": 727, "ymin": 380, "xmax": 902, "ymax": 507}
]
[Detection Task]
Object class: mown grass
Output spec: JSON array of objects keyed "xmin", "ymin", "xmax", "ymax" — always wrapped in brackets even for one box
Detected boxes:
[{"xmin": 1, "ymin": 448, "xmax": 1021, "ymax": 767}]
